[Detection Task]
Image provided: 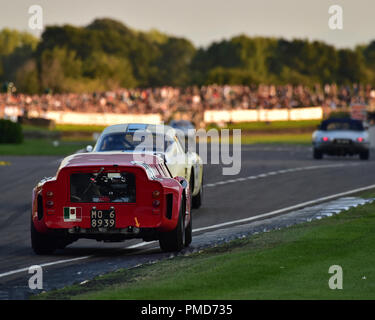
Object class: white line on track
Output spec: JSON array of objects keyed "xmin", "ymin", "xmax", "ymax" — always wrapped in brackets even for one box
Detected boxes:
[
  {"xmin": 203, "ymin": 163, "xmax": 360, "ymax": 188},
  {"xmin": 0, "ymin": 256, "xmax": 90, "ymax": 279},
  {"xmin": 0, "ymin": 165, "xmax": 371, "ymax": 280},
  {"xmin": 192, "ymin": 183, "xmax": 375, "ymax": 232}
]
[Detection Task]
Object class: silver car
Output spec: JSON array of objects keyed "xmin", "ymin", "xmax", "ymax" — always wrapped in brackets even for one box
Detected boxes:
[{"xmin": 312, "ymin": 118, "xmax": 370, "ymax": 160}]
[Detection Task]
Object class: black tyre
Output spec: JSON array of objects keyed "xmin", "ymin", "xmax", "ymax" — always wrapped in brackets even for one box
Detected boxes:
[
  {"xmin": 192, "ymin": 171, "xmax": 203, "ymax": 209},
  {"xmin": 159, "ymin": 197, "xmax": 185, "ymax": 252},
  {"xmin": 313, "ymin": 148, "xmax": 323, "ymax": 160},
  {"xmin": 31, "ymin": 219, "xmax": 58, "ymax": 255},
  {"xmin": 185, "ymin": 211, "xmax": 192, "ymax": 247},
  {"xmin": 360, "ymin": 150, "xmax": 370, "ymax": 160},
  {"xmin": 189, "ymin": 173, "xmax": 194, "ymax": 206},
  {"xmin": 192, "ymin": 186, "xmax": 203, "ymax": 209}
]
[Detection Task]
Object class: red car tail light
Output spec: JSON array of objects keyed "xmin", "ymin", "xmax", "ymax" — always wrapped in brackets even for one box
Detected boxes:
[
  {"xmin": 152, "ymin": 200, "xmax": 160, "ymax": 208},
  {"xmin": 152, "ymin": 190, "xmax": 160, "ymax": 198},
  {"xmin": 322, "ymin": 137, "xmax": 329, "ymax": 142},
  {"xmin": 357, "ymin": 137, "xmax": 364, "ymax": 142},
  {"xmin": 46, "ymin": 200, "xmax": 54, "ymax": 208}
]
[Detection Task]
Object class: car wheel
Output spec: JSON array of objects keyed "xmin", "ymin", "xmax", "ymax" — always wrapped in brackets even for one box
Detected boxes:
[
  {"xmin": 360, "ymin": 150, "xmax": 370, "ymax": 160},
  {"xmin": 159, "ymin": 197, "xmax": 185, "ymax": 252},
  {"xmin": 192, "ymin": 185, "xmax": 202, "ymax": 209},
  {"xmin": 192, "ymin": 171, "xmax": 203, "ymax": 209},
  {"xmin": 313, "ymin": 148, "xmax": 323, "ymax": 160},
  {"xmin": 189, "ymin": 173, "xmax": 194, "ymax": 206},
  {"xmin": 185, "ymin": 210, "xmax": 192, "ymax": 247},
  {"xmin": 31, "ymin": 219, "xmax": 58, "ymax": 255}
]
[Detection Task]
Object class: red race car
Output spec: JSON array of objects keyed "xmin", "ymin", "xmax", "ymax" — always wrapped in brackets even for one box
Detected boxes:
[{"xmin": 31, "ymin": 152, "xmax": 192, "ymax": 254}]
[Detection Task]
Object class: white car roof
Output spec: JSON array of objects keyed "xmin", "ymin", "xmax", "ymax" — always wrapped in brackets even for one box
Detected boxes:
[{"xmin": 101, "ymin": 123, "xmax": 176, "ymax": 139}]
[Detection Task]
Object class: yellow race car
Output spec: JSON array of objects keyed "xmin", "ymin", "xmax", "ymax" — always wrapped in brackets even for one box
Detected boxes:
[{"xmin": 87, "ymin": 123, "xmax": 204, "ymax": 208}]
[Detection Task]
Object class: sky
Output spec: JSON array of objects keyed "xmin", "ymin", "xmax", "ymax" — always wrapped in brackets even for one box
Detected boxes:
[{"xmin": 1, "ymin": 0, "xmax": 374, "ymax": 48}]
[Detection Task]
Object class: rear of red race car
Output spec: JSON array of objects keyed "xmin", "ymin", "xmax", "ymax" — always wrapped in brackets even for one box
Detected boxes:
[{"xmin": 31, "ymin": 153, "xmax": 192, "ymax": 254}]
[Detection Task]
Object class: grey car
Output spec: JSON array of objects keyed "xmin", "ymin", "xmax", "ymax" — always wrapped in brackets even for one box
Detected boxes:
[{"xmin": 312, "ymin": 118, "xmax": 370, "ymax": 160}]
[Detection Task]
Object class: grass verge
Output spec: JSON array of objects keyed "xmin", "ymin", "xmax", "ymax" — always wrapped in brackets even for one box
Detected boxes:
[
  {"xmin": 207, "ymin": 120, "xmax": 320, "ymax": 132},
  {"xmin": 55, "ymin": 124, "xmax": 106, "ymax": 133},
  {"xmin": 239, "ymin": 133, "xmax": 311, "ymax": 145},
  {"xmin": 200, "ymin": 133, "xmax": 312, "ymax": 145},
  {"xmin": 26, "ymin": 120, "xmax": 320, "ymax": 134},
  {"xmin": 0, "ymin": 139, "xmax": 91, "ymax": 156},
  {"xmin": 55, "ymin": 120, "xmax": 319, "ymax": 133},
  {"xmin": 33, "ymin": 192, "xmax": 375, "ymax": 300}
]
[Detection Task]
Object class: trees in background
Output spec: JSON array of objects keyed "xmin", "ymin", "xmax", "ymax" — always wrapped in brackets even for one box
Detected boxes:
[
  {"xmin": 32, "ymin": 18, "xmax": 195, "ymax": 92},
  {"xmin": 1, "ymin": 18, "xmax": 375, "ymax": 94},
  {"xmin": 191, "ymin": 36, "xmax": 375, "ymax": 87},
  {"xmin": 0, "ymin": 29, "xmax": 39, "ymax": 93}
]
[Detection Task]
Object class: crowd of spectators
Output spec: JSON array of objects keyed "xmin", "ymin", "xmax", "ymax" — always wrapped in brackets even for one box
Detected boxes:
[{"xmin": 1, "ymin": 84, "xmax": 375, "ymax": 120}]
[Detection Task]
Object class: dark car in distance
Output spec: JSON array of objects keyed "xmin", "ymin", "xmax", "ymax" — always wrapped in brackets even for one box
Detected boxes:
[{"xmin": 312, "ymin": 118, "xmax": 370, "ymax": 160}]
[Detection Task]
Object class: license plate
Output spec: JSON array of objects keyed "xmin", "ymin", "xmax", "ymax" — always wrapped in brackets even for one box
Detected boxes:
[
  {"xmin": 91, "ymin": 208, "xmax": 116, "ymax": 229},
  {"xmin": 336, "ymin": 139, "xmax": 350, "ymax": 144}
]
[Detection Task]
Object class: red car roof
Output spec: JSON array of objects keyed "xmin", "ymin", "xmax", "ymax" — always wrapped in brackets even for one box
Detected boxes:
[{"xmin": 59, "ymin": 152, "xmax": 162, "ymax": 169}]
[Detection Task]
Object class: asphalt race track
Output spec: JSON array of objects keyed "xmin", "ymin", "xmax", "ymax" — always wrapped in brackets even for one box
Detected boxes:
[{"xmin": 1, "ymin": 145, "xmax": 375, "ymax": 298}]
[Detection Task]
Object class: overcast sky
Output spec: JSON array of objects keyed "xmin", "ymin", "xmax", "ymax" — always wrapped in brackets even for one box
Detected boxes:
[{"xmin": 1, "ymin": 0, "xmax": 374, "ymax": 48}]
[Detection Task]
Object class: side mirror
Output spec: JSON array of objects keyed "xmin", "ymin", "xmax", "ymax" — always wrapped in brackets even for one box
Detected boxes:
[{"xmin": 86, "ymin": 145, "xmax": 93, "ymax": 152}]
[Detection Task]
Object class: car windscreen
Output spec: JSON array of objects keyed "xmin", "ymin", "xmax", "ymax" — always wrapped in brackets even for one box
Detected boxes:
[
  {"xmin": 320, "ymin": 119, "xmax": 364, "ymax": 131},
  {"xmin": 95, "ymin": 132, "xmax": 174, "ymax": 152},
  {"xmin": 171, "ymin": 121, "xmax": 195, "ymax": 129}
]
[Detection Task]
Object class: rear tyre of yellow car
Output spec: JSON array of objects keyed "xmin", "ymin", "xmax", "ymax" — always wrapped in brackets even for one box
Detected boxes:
[
  {"xmin": 192, "ymin": 171, "xmax": 203, "ymax": 209},
  {"xmin": 192, "ymin": 185, "xmax": 202, "ymax": 209}
]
